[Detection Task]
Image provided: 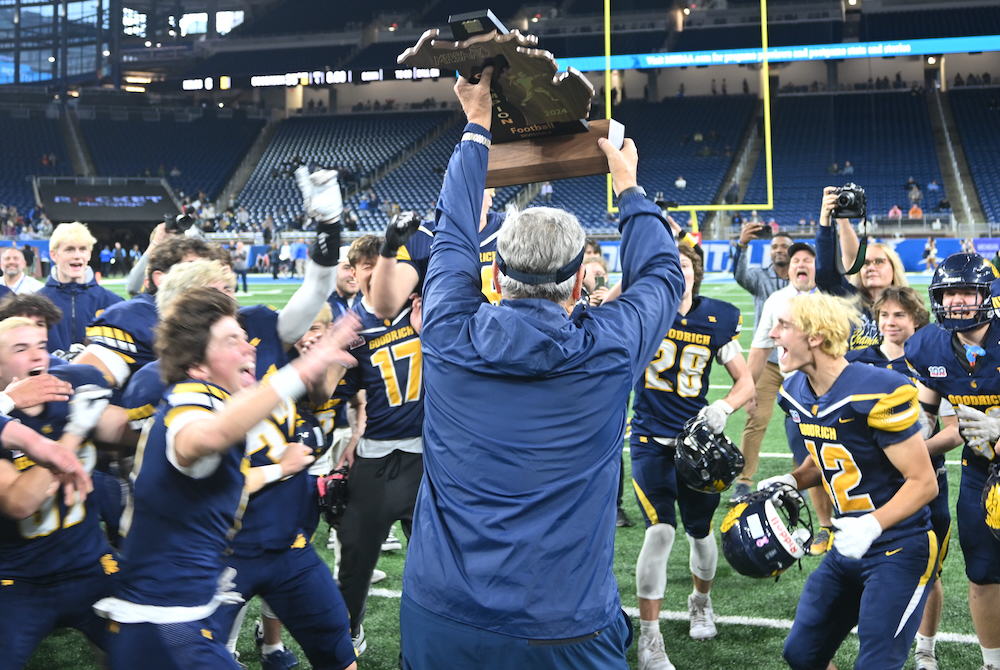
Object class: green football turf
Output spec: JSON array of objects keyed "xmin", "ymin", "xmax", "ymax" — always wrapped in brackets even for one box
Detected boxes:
[{"xmin": 25, "ymin": 274, "xmax": 981, "ymax": 669}]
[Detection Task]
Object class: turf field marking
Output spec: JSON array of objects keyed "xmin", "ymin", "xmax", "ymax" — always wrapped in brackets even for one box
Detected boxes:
[{"xmin": 367, "ymin": 588, "xmax": 977, "ymax": 644}]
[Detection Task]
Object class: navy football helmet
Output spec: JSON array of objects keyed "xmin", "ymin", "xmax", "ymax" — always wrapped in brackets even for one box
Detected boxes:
[
  {"xmin": 983, "ymin": 462, "xmax": 1000, "ymax": 542},
  {"xmin": 318, "ymin": 465, "xmax": 349, "ymax": 528},
  {"xmin": 294, "ymin": 407, "xmax": 328, "ymax": 459},
  {"xmin": 928, "ymin": 253, "xmax": 998, "ymax": 332},
  {"xmin": 721, "ymin": 484, "xmax": 814, "ymax": 579},
  {"xmin": 675, "ymin": 416, "xmax": 745, "ymax": 494}
]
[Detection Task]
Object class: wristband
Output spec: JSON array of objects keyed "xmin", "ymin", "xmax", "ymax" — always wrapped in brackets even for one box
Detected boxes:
[
  {"xmin": 268, "ymin": 364, "xmax": 307, "ymax": 403},
  {"xmin": 0, "ymin": 392, "xmax": 14, "ymax": 416},
  {"xmin": 261, "ymin": 464, "xmax": 284, "ymax": 485},
  {"xmin": 618, "ymin": 186, "xmax": 646, "ymax": 200}
]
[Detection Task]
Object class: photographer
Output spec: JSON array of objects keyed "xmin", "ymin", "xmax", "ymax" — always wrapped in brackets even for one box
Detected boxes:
[
  {"xmin": 814, "ymin": 186, "xmax": 909, "ymax": 350},
  {"xmin": 126, "ymin": 211, "xmax": 190, "ymax": 297}
]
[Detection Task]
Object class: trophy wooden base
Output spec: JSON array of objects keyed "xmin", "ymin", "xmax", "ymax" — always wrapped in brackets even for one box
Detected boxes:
[{"xmin": 485, "ymin": 119, "xmax": 620, "ymax": 188}]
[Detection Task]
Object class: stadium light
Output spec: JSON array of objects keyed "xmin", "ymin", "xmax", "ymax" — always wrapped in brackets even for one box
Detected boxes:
[
  {"xmin": 683, "ymin": 7, "xmax": 691, "ymax": 15},
  {"xmin": 102, "ymin": 50, "xmax": 110, "ymax": 57},
  {"xmin": 47, "ymin": 56, "xmax": 55, "ymax": 63},
  {"xmin": 927, "ymin": 56, "xmax": 936, "ymax": 64},
  {"xmin": 144, "ymin": 41, "xmax": 151, "ymax": 47}
]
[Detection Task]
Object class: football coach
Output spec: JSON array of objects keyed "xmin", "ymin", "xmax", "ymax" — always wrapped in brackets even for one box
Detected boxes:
[{"xmin": 400, "ymin": 66, "xmax": 684, "ymax": 669}]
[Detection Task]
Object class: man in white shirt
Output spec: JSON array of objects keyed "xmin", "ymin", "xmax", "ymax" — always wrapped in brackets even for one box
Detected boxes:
[
  {"xmin": 1, "ymin": 247, "xmax": 44, "ymax": 294},
  {"xmin": 675, "ymin": 175, "xmax": 687, "ymax": 189}
]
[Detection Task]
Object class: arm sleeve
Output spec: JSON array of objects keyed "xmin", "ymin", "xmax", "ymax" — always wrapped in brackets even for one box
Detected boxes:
[
  {"xmin": 814, "ymin": 225, "xmax": 853, "ymax": 296},
  {"xmin": 277, "ymin": 259, "xmax": 337, "ymax": 345},
  {"xmin": 421, "ymin": 124, "xmax": 493, "ymax": 345},
  {"xmin": 126, "ymin": 252, "xmax": 150, "ymax": 297}
]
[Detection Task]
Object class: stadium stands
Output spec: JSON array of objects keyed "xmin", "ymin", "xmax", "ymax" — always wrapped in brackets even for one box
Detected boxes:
[
  {"xmin": 238, "ymin": 111, "xmax": 453, "ymax": 229},
  {"xmin": 948, "ymin": 87, "xmax": 1000, "ymax": 223},
  {"xmin": 742, "ymin": 91, "xmax": 946, "ymax": 228},
  {"xmin": 542, "ymin": 95, "xmax": 756, "ymax": 231},
  {"xmin": 860, "ymin": 7, "xmax": 1000, "ymax": 41},
  {"xmin": 234, "ymin": 0, "xmax": 414, "ymax": 36},
  {"xmin": 183, "ymin": 45, "xmax": 355, "ymax": 79},
  {"xmin": 81, "ymin": 114, "xmax": 265, "ymax": 200},
  {"xmin": 0, "ymin": 111, "xmax": 73, "ymax": 215},
  {"xmin": 344, "ymin": 41, "xmax": 424, "ymax": 72},
  {"xmin": 674, "ymin": 21, "xmax": 843, "ymax": 52}
]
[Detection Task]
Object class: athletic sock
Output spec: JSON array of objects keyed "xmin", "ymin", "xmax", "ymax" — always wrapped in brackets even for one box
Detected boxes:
[
  {"xmin": 691, "ymin": 589, "xmax": 710, "ymax": 606},
  {"xmin": 983, "ymin": 646, "xmax": 1000, "ymax": 667},
  {"xmin": 261, "ymin": 643, "xmax": 286, "ymax": 656},
  {"xmin": 915, "ymin": 633, "xmax": 936, "ymax": 655},
  {"xmin": 640, "ymin": 619, "xmax": 660, "ymax": 638}
]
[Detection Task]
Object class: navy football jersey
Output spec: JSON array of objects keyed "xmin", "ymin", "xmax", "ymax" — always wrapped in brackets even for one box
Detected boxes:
[
  {"xmin": 398, "ymin": 212, "xmax": 504, "ymax": 304},
  {"xmin": 631, "ymin": 296, "xmax": 742, "ymax": 438},
  {"xmin": 117, "ymin": 381, "xmax": 248, "ymax": 608},
  {"xmin": 778, "ymin": 363, "xmax": 930, "ymax": 545},
  {"xmin": 85, "ymin": 292, "xmax": 159, "ymax": 384},
  {"xmin": 122, "ymin": 305, "xmax": 291, "ymax": 430},
  {"xmin": 905, "ymin": 320, "xmax": 1000, "ymax": 468},
  {"xmin": 233, "ymin": 392, "xmax": 309, "ymax": 555},
  {"xmin": 308, "ymin": 375, "xmax": 360, "ymax": 444},
  {"xmin": 344, "ymin": 300, "xmax": 423, "ymax": 441}
]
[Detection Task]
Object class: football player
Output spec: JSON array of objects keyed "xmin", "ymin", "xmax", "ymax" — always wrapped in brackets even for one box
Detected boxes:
[
  {"xmin": 332, "ymin": 234, "xmax": 425, "ymax": 656},
  {"xmin": 94, "ymin": 287, "xmax": 358, "ymax": 670},
  {"xmin": 846, "ymin": 285, "xmax": 961, "ymax": 670},
  {"xmin": 904, "ymin": 252, "xmax": 1000, "ymax": 670},
  {"xmin": 764, "ymin": 291, "xmax": 938, "ymax": 670},
  {"xmin": 631, "ymin": 243, "xmax": 754, "ymax": 670},
  {"xmin": 0, "ymin": 316, "xmax": 135, "ymax": 669}
]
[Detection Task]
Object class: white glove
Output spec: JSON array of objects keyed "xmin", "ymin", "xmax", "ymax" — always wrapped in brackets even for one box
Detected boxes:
[
  {"xmin": 917, "ymin": 407, "xmax": 935, "ymax": 440},
  {"xmin": 756, "ymin": 473, "xmax": 798, "ymax": 491},
  {"xmin": 64, "ymin": 384, "xmax": 112, "ymax": 438},
  {"xmin": 956, "ymin": 404, "xmax": 1000, "ymax": 460},
  {"xmin": 831, "ymin": 514, "xmax": 883, "ymax": 559},
  {"xmin": 295, "ymin": 166, "xmax": 343, "ymax": 223},
  {"xmin": 697, "ymin": 399, "xmax": 733, "ymax": 434}
]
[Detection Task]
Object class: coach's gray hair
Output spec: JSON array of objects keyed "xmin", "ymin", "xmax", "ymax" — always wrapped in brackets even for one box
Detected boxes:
[{"xmin": 496, "ymin": 206, "xmax": 586, "ymax": 303}]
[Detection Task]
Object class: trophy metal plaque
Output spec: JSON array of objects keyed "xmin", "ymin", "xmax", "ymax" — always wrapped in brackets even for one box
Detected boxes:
[{"xmin": 398, "ymin": 10, "xmax": 623, "ymax": 188}]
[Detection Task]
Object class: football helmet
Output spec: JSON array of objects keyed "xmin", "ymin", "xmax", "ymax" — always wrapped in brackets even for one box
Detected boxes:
[
  {"xmin": 294, "ymin": 407, "xmax": 328, "ymax": 459},
  {"xmin": 318, "ymin": 465, "xmax": 349, "ymax": 528},
  {"xmin": 721, "ymin": 484, "xmax": 814, "ymax": 579},
  {"xmin": 928, "ymin": 253, "xmax": 998, "ymax": 332},
  {"xmin": 983, "ymin": 462, "xmax": 1000, "ymax": 542},
  {"xmin": 675, "ymin": 416, "xmax": 745, "ymax": 494}
]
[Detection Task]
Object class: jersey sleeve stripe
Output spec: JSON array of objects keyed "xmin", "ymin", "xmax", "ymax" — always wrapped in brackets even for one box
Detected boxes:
[
  {"xmin": 631, "ymin": 478, "xmax": 659, "ymax": 525},
  {"xmin": 861, "ymin": 385, "xmax": 920, "ymax": 432}
]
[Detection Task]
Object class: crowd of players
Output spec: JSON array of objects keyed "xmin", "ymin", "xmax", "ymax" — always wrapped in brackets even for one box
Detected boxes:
[{"xmin": 1, "ymin": 68, "xmax": 1000, "ymax": 670}]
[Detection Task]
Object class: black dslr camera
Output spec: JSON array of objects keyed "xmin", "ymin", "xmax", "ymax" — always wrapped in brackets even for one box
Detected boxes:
[
  {"xmin": 832, "ymin": 183, "xmax": 866, "ymax": 219},
  {"xmin": 165, "ymin": 205, "xmax": 196, "ymax": 233}
]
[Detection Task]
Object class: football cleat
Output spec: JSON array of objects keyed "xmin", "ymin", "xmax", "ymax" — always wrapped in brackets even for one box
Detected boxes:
[
  {"xmin": 914, "ymin": 649, "xmax": 938, "ymax": 670},
  {"xmin": 675, "ymin": 416, "xmax": 745, "ymax": 494},
  {"xmin": 382, "ymin": 527, "xmax": 402, "ymax": 551},
  {"xmin": 352, "ymin": 623, "xmax": 367, "ymax": 657},
  {"xmin": 721, "ymin": 483, "xmax": 814, "ymax": 579},
  {"xmin": 688, "ymin": 593, "xmax": 717, "ymax": 640},
  {"xmin": 809, "ymin": 526, "xmax": 834, "ymax": 556},
  {"xmin": 371, "ymin": 568, "xmax": 386, "ymax": 584},
  {"xmin": 637, "ymin": 631, "xmax": 675, "ymax": 670},
  {"xmin": 727, "ymin": 481, "xmax": 752, "ymax": 507},
  {"xmin": 261, "ymin": 649, "xmax": 299, "ymax": 670},
  {"xmin": 318, "ymin": 466, "xmax": 349, "ymax": 528},
  {"xmin": 983, "ymin": 462, "xmax": 1000, "ymax": 542},
  {"xmin": 928, "ymin": 252, "xmax": 998, "ymax": 331}
]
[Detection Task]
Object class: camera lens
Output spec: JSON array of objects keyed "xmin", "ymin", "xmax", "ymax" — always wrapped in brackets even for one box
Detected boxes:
[{"xmin": 837, "ymin": 192, "xmax": 856, "ymax": 207}]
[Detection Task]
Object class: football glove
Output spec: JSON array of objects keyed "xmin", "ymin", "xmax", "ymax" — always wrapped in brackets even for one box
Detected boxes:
[
  {"xmin": 65, "ymin": 384, "xmax": 112, "ymax": 439},
  {"xmin": 917, "ymin": 407, "xmax": 935, "ymax": 440},
  {"xmin": 381, "ymin": 211, "xmax": 422, "ymax": 258},
  {"xmin": 310, "ymin": 219, "xmax": 342, "ymax": 268},
  {"xmin": 830, "ymin": 514, "xmax": 882, "ymax": 560},
  {"xmin": 295, "ymin": 166, "xmax": 343, "ymax": 223},
  {"xmin": 956, "ymin": 404, "xmax": 1000, "ymax": 460},
  {"xmin": 697, "ymin": 399, "xmax": 733, "ymax": 435},
  {"xmin": 756, "ymin": 473, "xmax": 798, "ymax": 491}
]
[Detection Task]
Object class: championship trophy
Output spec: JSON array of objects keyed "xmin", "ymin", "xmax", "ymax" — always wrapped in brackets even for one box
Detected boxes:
[{"xmin": 398, "ymin": 10, "xmax": 624, "ymax": 188}]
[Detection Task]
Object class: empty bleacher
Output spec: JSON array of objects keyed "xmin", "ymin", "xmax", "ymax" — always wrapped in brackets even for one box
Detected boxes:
[
  {"xmin": 238, "ymin": 111, "xmax": 453, "ymax": 229},
  {"xmin": 860, "ymin": 7, "xmax": 1000, "ymax": 41},
  {"xmin": 948, "ymin": 86, "xmax": 1000, "ymax": 223},
  {"xmin": 742, "ymin": 91, "xmax": 945, "ymax": 228},
  {"xmin": 543, "ymin": 95, "xmax": 756, "ymax": 231},
  {"xmin": 0, "ymin": 110, "xmax": 73, "ymax": 215},
  {"xmin": 81, "ymin": 114, "xmax": 265, "ymax": 200}
]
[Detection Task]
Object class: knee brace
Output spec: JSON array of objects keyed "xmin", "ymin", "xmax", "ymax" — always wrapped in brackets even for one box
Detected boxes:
[
  {"xmin": 688, "ymin": 532, "xmax": 719, "ymax": 582},
  {"xmin": 636, "ymin": 523, "xmax": 676, "ymax": 600}
]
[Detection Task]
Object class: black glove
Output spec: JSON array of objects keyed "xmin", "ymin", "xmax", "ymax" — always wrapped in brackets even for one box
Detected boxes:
[
  {"xmin": 380, "ymin": 212, "xmax": 422, "ymax": 258},
  {"xmin": 309, "ymin": 220, "xmax": 342, "ymax": 267}
]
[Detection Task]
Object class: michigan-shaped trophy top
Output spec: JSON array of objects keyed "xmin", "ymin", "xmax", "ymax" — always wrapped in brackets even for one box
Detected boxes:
[{"xmin": 398, "ymin": 28, "xmax": 595, "ymax": 126}]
